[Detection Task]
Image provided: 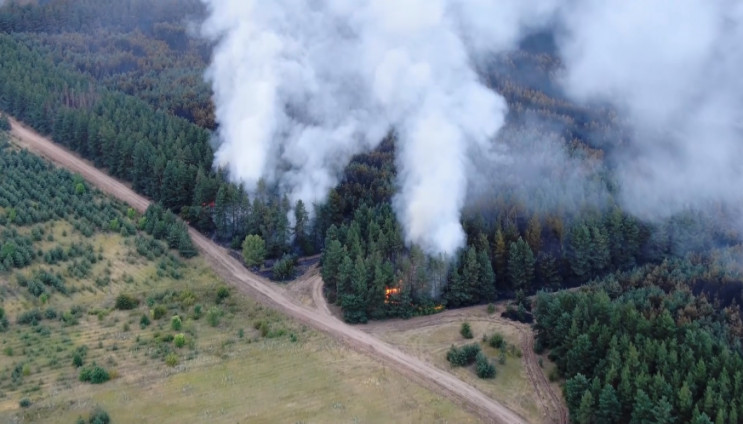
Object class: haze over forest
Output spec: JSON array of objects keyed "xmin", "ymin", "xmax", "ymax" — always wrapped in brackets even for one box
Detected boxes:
[{"xmin": 0, "ymin": 1, "xmax": 743, "ymax": 423}]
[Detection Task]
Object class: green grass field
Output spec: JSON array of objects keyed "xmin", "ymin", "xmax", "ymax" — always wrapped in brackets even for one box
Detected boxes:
[
  {"xmin": 0, "ymin": 140, "xmax": 477, "ymax": 423},
  {"xmin": 374, "ymin": 313, "xmax": 551, "ymax": 423}
]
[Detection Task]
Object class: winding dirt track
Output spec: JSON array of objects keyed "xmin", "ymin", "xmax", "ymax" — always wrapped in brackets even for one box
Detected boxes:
[{"xmin": 8, "ymin": 118, "xmax": 530, "ymax": 424}]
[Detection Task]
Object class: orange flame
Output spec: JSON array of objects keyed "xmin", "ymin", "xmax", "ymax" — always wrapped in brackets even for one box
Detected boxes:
[{"xmin": 384, "ymin": 287, "xmax": 400, "ymax": 303}]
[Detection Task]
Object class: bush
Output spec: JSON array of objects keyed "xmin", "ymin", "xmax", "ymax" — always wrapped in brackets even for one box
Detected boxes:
[
  {"xmin": 476, "ymin": 352, "xmax": 496, "ymax": 379},
  {"xmin": 19, "ymin": 398, "xmax": 31, "ymax": 408},
  {"xmin": 207, "ymin": 307, "xmax": 222, "ymax": 327},
  {"xmin": 115, "ymin": 294, "xmax": 139, "ymax": 310},
  {"xmin": 171, "ymin": 315, "xmax": 182, "ymax": 331},
  {"xmin": 272, "ymin": 254, "xmax": 296, "ymax": 281},
  {"xmin": 139, "ymin": 314, "xmax": 150, "ymax": 328},
  {"xmin": 0, "ymin": 307, "xmax": 8, "ymax": 332},
  {"xmin": 165, "ymin": 353, "xmax": 179, "ymax": 367},
  {"xmin": 446, "ymin": 343, "xmax": 481, "ymax": 367},
  {"xmin": 487, "ymin": 303, "xmax": 496, "ymax": 314},
  {"xmin": 17, "ymin": 309, "xmax": 43, "ymax": 325},
  {"xmin": 152, "ymin": 305, "xmax": 167, "ymax": 320},
  {"xmin": 216, "ymin": 286, "xmax": 230, "ymax": 304},
  {"xmin": 79, "ymin": 364, "xmax": 110, "ymax": 384},
  {"xmin": 174, "ymin": 333, "xmax": 186, "ymax": 348},
  {"xmin": 44, "ymin": 308, "xmax": 58, "ymax": 319},
  {"xmin": 488, "ymin": 333, "xmax": 505, "ymax": 349},
  {"xmin": 460, "ymin": 322, "xmax": 473, "ymax": 339},
  {"xmin": 192, "ymin": 304, "xmax": 203, "ymax": 320},
  {"xmin": 88, "ymin": 407, "xmax": 111, "ymax": 424},
  {"xmin": 73, "ymin": 352, "xmax": 84, "ymax": 368}
]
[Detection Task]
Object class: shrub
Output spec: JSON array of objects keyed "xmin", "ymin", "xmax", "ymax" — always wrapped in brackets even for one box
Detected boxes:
[
  {"xmin": 498, "ymin": 350, "xmax": 506, "ymax": 365},
  {"xmin": 165, "ymin": 353, "xmax": 179, "ymax": 367},
  {"xmin": 487, "ymin": 303, "xmax": 496, "ymax": 314},
  {"xmin": 192, "ymin": 304, "xmax": 203, "ymax": 320},
  {"xmin": 460, "ymin": 322, "xmax": 473, "ymax": 339},
  {"xmin": 207, "ymin": 307, "xmax": 222, "ymax": 327},
  {"xmin": 0, "ymin": 307, "xmax": 8, "ymax": 332},
  {"xmin": 72, "ymin": 352, "xmax": 84, "ymax": 368},
  {"xmin": 79, "ymin": 364, "xmax": 110, "ymax": 384},
  {"xmin": 19, "ymin": 398, "xmax": 31, "ymax": 408},
  {"xmin": 174, "ymin": 333, "xmax": 186, "ymax": 348},
  {"xmin": 171, "ymin": 315, "xmax": 182, "ymax": 331},
  {"xmin": 216, "ymin": 286, "xmax": 230, "ymax": 304},
  {"xmin": 272, "ymin": 254, "xmax": 296, "ymax": 281},
  {"xmin": 139, "ymin": 314, "xmax": 150, "ymax": 329},
  {"xmin": 152, "ymin": 305, "xmax": 167, "ymax": 320},
  {"xmin": 476, "ymin": 352, "xmax": 496, "ymax": 379},
  {"xmin": 241, "ymin": 234, "xmax": 266, "ymax": 267},
  {"xmin": 115, "ymin": 294, "xmax": 139, "ymax": 310},
  {"xmin": 44, "ymin": 308, "xmax": 58, "ymax": 319},
  {"xmin": 446, "ymin": 343, "xmax": 481, "ymax": 367},
  {"xmin": 17, "ymin": 309, "xmax": 43, "ymax": 325},
  {"xmin": 488, "ymin": 333, "xmax": 505, "ymax": 349},
  {"xmin": 88, "ymin": 407, "xmax": 111, "ymax": 424}
]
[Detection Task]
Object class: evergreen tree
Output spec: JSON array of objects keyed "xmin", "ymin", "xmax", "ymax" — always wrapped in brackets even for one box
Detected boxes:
[
  {"xmin": 241, "ymin": 234, "xmax": 266, "ymax": 268},
  {"xmin": 596, "ymin": 384, "xmax": 621, "ymax": 424},
  {"xmin": 508, "ymin": 238, "xmax": 535, "ymax": 292}
]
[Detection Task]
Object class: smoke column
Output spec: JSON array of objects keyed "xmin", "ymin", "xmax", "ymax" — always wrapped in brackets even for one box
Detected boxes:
[
  {"xmin": 201, "ymin": 0, "xmax": 743, "ymax": 255},
  {"xmin": 199, "ymin": 0, "xmax": 552, "ymax": 255}
]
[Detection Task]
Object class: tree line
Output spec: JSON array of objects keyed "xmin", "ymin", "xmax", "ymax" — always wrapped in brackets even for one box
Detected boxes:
[{"xmin": 534, "ymin": 258, "xmax": 743, "ymax": 423}]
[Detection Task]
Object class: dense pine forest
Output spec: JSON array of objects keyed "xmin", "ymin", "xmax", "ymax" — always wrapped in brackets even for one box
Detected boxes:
[{"xmin": 1, "ymin": 1, "xmax": 743, "ymax": 422}]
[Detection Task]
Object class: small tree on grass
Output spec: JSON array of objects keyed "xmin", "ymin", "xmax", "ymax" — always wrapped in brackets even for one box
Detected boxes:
[
  {"xmin": 476, "ymin": 352, "xmax": 496, "ymax": 378},
  {"xmin": 72, "ymin": 352, "xmax": 84, "ymax": 368},
  {"xmin": 460, "ymin": 322, "xmax": 473, "ymax": 339},
  {"xmin": 115, "ymin": 294, "xmax": 139, "ymax": 310},
  {"xmin": 88, "ymin": 407, "xmax": 111, "ymax": 424},
  {"xmin": 79, "ymin": 364, "xmax": 110, "ymax": 384},
  {"xmin": 174, "ymin": 333, "xmax": 186, "ymax": 348},
  {"xmin": 488, "ymin": 333, "xmax": 505, "ymax": 349},
  {"xmin": 216, "ymin": 286, "xmax": 230, "ymax": 304},
  {"xmin": 207, "ymin": 307, "xmax": 222, "ymax": 327},
  {"xmin": 171, "ymin": 315, "xmax": 182, "ymax": 331},
  {"xmin": 242, "ymin": 234, "xmax": 266, "ymax": 268},
  {"xmin": 446, "ymin": 343, "xmax": 481, "ymax": 367}
]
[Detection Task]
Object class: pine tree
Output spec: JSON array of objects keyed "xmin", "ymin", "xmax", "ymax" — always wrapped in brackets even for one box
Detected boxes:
[
  {"xmin": 293, "ymin": 199, "xmax": 311, "ymax": 254},
  {"xmin": 508, "ymin": 238, "xmax": 535, "ymax": 292},
  {"xmin": 596, "ymin": 384, "xmax": 621, "ymax": 424},
  {"xmin": 477, "ymin": 247, "xmax": 496, "ymax": 302},
  {"xmin": 630, "ymin": 389, "xmax": 654, "ymax": 424},
  {"xmin": 321, "ymin": 239, "xmax": 344, "ymax": 291},
  {"xmin": 241, "ymin": 234, "xmax": 266, "ymax": 268},
  {"xmin": 525, "ymin": 214, "xmax": 542, "ymax": 253},
  {"xmin": 577, "ymin": 391, "xmax": 595, "ymax": 424}
]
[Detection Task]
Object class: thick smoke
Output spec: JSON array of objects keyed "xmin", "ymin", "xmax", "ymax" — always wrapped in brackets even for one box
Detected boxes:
[
  {"xmin": 555, "ymin": 0, "xmax": 743, "ymax": 222},
  {"xmin": 200, "ymin": 0, "xmax": 545, "ymax": 255},
  {"xmin": 201, "ymin": 0, "xmax": 743, "ymax": 255}
]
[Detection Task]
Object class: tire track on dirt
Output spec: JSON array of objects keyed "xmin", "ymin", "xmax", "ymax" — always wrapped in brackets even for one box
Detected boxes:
[{"xmin": 8, "ymin": 117, "xmax": 528, "ymax": 424}]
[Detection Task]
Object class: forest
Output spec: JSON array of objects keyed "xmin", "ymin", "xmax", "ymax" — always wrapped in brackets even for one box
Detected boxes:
[{"xmin": 1, "ymin": 1, "xmax": 743, "ymax": 422}]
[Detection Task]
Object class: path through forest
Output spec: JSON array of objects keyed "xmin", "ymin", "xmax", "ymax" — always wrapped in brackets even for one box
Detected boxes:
[{"xmin": 9, "ymin": 117, "xmax": 563, "ymax": 424}]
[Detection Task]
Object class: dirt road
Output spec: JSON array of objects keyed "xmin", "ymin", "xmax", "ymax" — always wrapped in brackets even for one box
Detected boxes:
[{"xmin": 8, "ymin": 118, "xmax": 529, "ymax": 424}]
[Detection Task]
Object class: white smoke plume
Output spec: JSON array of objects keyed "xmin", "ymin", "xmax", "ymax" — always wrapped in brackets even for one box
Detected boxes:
[
  {"xmin": 555, "ymin": 0, "xmax": 743, "ymax": 222},
  {"xmin": 201, "ymin": 0, "xmax": 743, "ymax": 255},
  {"xmin": 199, "ymin": 0, "xmax": 549, "ymax": 256}
]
